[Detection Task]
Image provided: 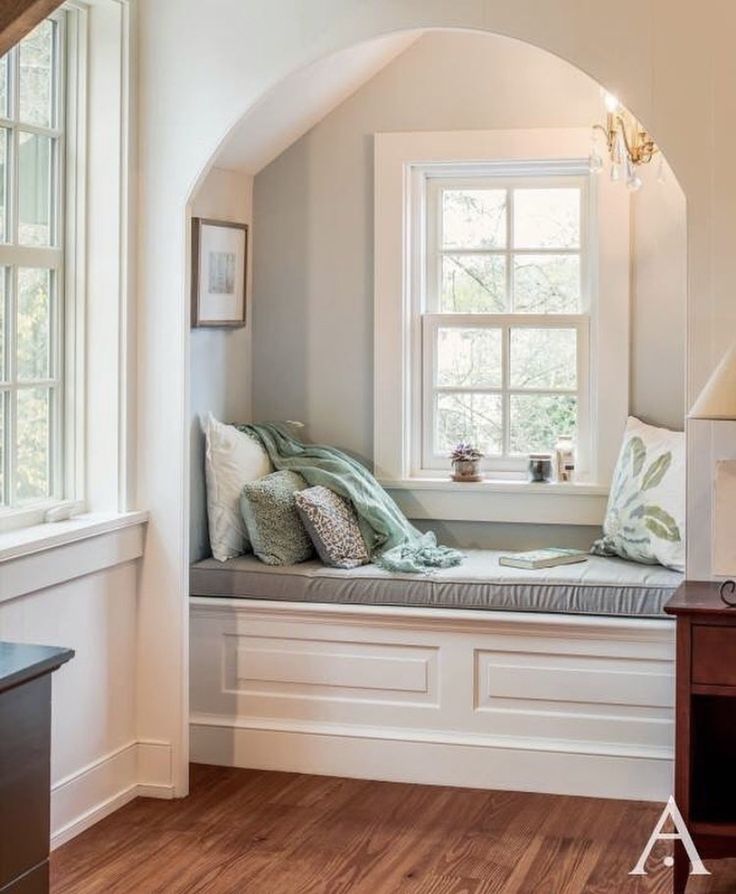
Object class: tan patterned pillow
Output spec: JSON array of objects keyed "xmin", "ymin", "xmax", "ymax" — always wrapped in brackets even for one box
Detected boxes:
[{"xmin": 294, "ymin": 486, "xmax": 369, "ymax": 569}]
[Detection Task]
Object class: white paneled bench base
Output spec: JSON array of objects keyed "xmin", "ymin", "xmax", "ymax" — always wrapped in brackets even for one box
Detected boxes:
[{"xmin": 190, "ymin": 598, "xmax": 675, "ymax": 801}]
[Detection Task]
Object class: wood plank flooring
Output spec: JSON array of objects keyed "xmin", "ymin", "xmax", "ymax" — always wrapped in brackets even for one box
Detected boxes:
[{"xmin": 50, "ymin": 765, "xmax": 736, "ymax": 893}]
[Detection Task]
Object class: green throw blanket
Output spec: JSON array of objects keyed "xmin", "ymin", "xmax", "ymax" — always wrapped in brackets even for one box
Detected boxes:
[{"xmin": 238, "ymin": 423, "xmax": 464, "ymax": 574}]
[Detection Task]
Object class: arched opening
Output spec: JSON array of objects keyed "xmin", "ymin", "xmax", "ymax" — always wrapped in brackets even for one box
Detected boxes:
[{"xmin": 188, "ymin": 27, "xmax": 687, "ymax": 564}]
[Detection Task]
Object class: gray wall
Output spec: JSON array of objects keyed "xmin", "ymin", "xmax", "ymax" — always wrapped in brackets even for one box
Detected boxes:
[
  {"xmin": 249, "ymin": 31, "xmax": 687, "ymax": 550},
  {"xmin": 190, "ymin": 167, "xmax": 254, "ymax": 561}
]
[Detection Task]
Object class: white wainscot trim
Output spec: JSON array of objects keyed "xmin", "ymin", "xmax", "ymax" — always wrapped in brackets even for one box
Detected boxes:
[
  {"xmin": 190, "ymin": 599, "xmax": 676, "ymax": 802},
  {"xmin": 381, "ymin": 478, "xmax": 609, "ymax": 525},
  {"xmin": 50, "ymin": 738, "xmax": 174, "ymax": 851},
  {"xmin": 0, "ymin": 511, "xmax": 149, "ymax": 602}
]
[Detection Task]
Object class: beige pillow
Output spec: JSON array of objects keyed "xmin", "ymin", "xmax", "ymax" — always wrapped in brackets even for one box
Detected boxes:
[
  {"xmin": 592, "ymin": 416, "xmax": 685, "ymax": 571},
  {"xmin": 204, "ymin": 413, "xmax": 272, "ymax": 561}
]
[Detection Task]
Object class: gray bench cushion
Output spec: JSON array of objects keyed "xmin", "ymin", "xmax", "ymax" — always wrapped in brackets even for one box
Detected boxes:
[{"xmin": 190, "ymin": 549, "xmax": 682, "ymax": 618}]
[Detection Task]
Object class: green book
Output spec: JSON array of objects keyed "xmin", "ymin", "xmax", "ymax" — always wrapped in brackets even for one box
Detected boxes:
[{"xmin": 498, "ymin": 548, "xmax": 588, "ymax": 570}]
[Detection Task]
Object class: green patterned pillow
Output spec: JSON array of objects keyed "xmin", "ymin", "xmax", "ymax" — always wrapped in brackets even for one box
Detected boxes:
[
  {"xmin": 591, "ymin": 416, "xmax": 685, "ymax": 571},
  {"xmin": 240, "ymin": 471, "xmax": 314, "ymax": 565}
]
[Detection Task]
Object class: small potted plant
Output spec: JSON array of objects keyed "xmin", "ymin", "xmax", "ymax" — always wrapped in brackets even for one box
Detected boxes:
[{"xmin": 450, "ymin": 443, "xmax": 484, "ymax": 482}]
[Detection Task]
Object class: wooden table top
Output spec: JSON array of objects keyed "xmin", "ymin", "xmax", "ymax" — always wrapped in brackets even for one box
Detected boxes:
[{"xmin": 664, "ymin": 579, "xmax": 736, "ymax": 617}]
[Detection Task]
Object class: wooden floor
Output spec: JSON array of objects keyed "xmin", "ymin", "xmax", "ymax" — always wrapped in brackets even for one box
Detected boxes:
[{"xmin": 51, "ymin": 765, "xmax": 736, "ymax": 893}]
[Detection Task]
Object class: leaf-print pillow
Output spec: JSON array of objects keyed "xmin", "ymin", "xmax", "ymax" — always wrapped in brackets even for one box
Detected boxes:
[{"xmin": 592, "ymin": 416, "xmax": 685, "ymax": 571}]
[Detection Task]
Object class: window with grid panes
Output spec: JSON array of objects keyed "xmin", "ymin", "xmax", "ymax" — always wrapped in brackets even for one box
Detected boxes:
[
  {"xmin": 422, "ymin": 173, "xmax": 590, "ymax": 474},
  {"xmin": 0, "ymin": 16, "xmax": 65, "ymax": 510}
]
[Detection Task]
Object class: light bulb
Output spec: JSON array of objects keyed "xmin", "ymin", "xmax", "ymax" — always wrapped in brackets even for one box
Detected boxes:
[
  {"xmin": 610, "ymin": 162, "xmax": 621, "ymax": 182},
  {"xmin": 604, "ymin": 92, "xmax": 620, "ymax": 114},
  {"xmin": 657, "ymin": 154, "xmax": 667, "ymax": 184}
]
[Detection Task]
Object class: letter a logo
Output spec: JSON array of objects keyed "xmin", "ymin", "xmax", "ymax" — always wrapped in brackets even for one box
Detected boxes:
[{"xmin": 630, "ymin": 796, "xmax": 709, "ymax": 876}]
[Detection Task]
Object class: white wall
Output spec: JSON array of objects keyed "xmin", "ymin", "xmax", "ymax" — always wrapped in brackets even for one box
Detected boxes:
[
  {"xmin": 631, "ymin": 158, "xmax": 687, "ymax": 430},
  {"xmin": 189, "ymin": 167, "xmax": 254, "ymax": 561},
  {"xmin": 251, "ymin": 32, "xmax": 604, "ymax": 463},
  {"xmin": 0, "ymin": 559, "xmax": 140, "ymax": 847},
  {"xmin": 135, "ymin": 0, "xmax": 736, "ymax": 797}
]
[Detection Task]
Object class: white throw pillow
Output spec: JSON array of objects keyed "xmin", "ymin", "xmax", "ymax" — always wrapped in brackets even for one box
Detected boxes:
[
  {"xmin": 204, "ymin": 413, "xmax": 272, "ymax": 561},
  {"xmin": 592, "ymin": 416, "xmax": 685, "ymax": 571}
]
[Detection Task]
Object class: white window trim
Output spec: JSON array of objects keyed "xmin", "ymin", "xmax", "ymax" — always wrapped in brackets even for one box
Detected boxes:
[
  {"xmin": 0, "ymin": 509, "xmax": 148, "ymax": 602},
  {"xmin": 0, "ymin": 5, "xmax": 87, "ymax": 532},
  {"xmin": 0, "ymin": 0, "xmax": 135, "ymax": 540},
  {"xmin": 374, "ymin": 129, "xmax": 630, "ymax": 524}
]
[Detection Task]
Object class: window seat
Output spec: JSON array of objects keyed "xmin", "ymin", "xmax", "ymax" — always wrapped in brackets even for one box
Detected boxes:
[{"xmin": 190, "ymin": 548, "xmax": 682, "ymax": 619}]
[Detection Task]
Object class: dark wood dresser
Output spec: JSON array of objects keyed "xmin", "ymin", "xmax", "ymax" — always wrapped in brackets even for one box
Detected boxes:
[
  {"xmin": 665, "ymin": 582, "xmax": 736, "ymax": 893},
  {"xmin": 0, "ymin": 642, "xmax": 74, "ymax": 894}
]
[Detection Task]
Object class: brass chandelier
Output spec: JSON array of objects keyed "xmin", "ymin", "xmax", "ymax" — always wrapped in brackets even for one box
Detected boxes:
[{"xmin": 590, "ymin": 93, "xmax": 662, "ymax": 190}]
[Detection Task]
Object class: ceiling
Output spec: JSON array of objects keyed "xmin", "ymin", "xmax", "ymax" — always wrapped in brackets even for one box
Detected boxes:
[{"xmin": 213, "ymin": 31, "xmax": 423, "ymax": 175}]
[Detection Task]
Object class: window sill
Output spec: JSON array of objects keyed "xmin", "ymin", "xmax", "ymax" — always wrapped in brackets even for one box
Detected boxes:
[
  {"xmin": 379, "ymin": 478, "xmax": 609, "ymax": 525},
  {"xmin": 0, "ymin": 511, "xmax": 149, "ymax": 603}
]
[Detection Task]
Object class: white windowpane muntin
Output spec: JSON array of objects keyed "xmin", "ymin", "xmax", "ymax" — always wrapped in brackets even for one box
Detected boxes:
[
  {"xmin": 0, "ymin": 266, "xmax": 6, "ymax": 381},
  {"xmin": 513, "ymin": 253, "xmax": 581, "ymax": 313},
  {"xmin": 441, "ymin": 254, "xmax": 506, "ymax": 313},
  {"xmin": 437, "ymin": 327, "xmax": 502, "ymax": 389},
  {"xmin": 510, "ymin": 394, "xmax": 577, "ymax": 455},
  {"xmin": 19, "ymin": 19, "xmax": 56, "ymax": 129},
  {"xmin": 0, "ymin": 14, "xmax": 65, "ymax": 512},
  {"xmin": 18, "ymin": 131, "xmax": 55, "ymax": 246},
  {"xmin": 436, "ymin": 392, "xmax": 503, "ymax": 457},
  {"xmin": 513, "ymin": 187, "xmax": 580, "ymax": 249},
  {"xmin": 17, "ymin": 267, "xmax": 52, "ymax": 381},
  {"xmin": 424, "ymin": 171, "xmax": 589, "ymax": 474},
  {"xmin": 0, "ymin": 54, "xmax": 8, "ymax": 119},
  {"xmin": 441, "ymin": 189, "xmax": 507, "ymax": 250},
  {"xmin": 0, "ymin": 128, "xmax": 8, "ymax": 244},
  {"xmin": 15, "ymin": 385, "xmax": 52, "ymax": 501},
  {"xmin": 509, "ymin": 328, "xmax": 577, "ymax": 391}
]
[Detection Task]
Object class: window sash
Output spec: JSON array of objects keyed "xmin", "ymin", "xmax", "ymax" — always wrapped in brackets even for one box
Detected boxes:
[
  {"xmin": 421, "ymin": 314, "xmax": 589, "ymax": 473},
  {"xmin": 0, "ymin": 12, "xmax": 66, "ymax": 515},
  {"xmin": 417, "ymin": 170, "xmax": 592, "ymax": 478},
  {"xmin": 425, "ymin": 175, "xmax": 589, "ymax": 316}
]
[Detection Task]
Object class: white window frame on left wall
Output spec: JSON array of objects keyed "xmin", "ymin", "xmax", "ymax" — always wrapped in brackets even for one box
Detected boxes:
[
  {"xmin": 0, "ymin": 5, "xmax": 87, "ymax": 532},
  {"xmin": 0, "ymin": 0, "xmax": 142, "ymax": 577}
]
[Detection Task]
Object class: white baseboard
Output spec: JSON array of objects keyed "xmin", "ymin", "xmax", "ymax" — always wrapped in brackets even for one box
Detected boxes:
[
  {"xmin": 190, "ymin": 718, "xmax": 672, "ymax": 802},
  {"xmin": 51, "ymin": 739, "xmax": 174, "ymax": 850}
]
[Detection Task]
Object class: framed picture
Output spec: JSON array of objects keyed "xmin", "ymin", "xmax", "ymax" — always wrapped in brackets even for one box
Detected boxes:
[{"xmin": 191, "ymin": 217, "xmax": 248, "ymax": 327}]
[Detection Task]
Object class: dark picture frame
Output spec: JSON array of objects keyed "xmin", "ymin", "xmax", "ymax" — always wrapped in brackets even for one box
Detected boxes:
[{"xmin": 191, "ymin": 217, "xmax": 248, "ymax": 327}]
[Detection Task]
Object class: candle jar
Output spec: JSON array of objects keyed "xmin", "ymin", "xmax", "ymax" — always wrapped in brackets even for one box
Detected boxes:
[{"xmin": 528, "ymin": 453, "xmax": 553, "ymax": 483}]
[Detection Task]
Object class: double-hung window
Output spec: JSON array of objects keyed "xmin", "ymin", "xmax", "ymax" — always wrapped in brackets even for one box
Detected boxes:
[
  {"xmin": 0, "ymin": 15, "xmax": 71, "ymax": 519},
  {"xmin": 375, "ymin": 131, "xmax": 630, "ymax": 520},
  {"xmin": 420, "ymin": 168, "xmax": 590, "ymax": 478}
]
